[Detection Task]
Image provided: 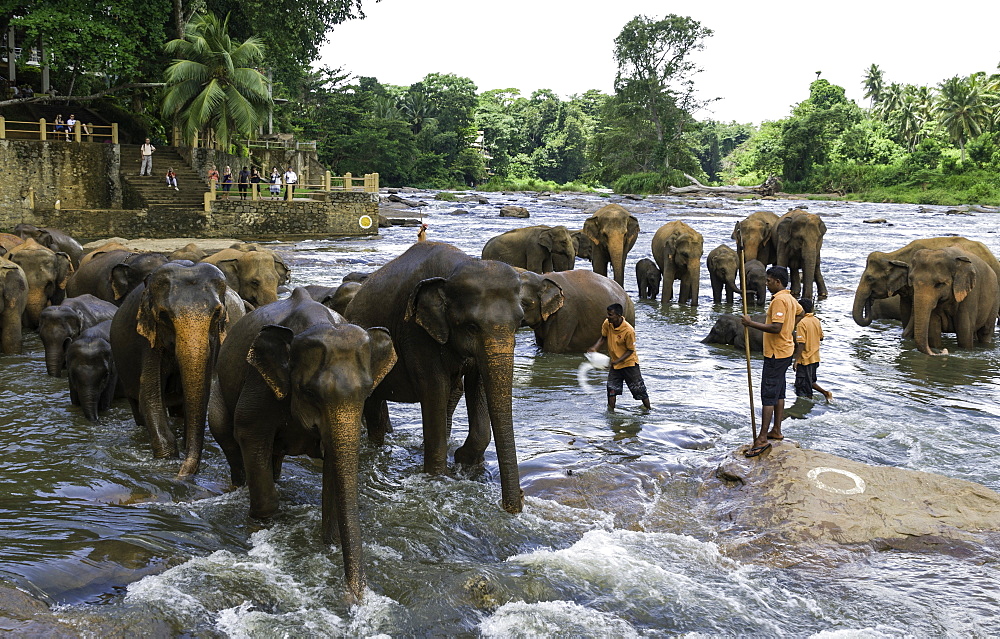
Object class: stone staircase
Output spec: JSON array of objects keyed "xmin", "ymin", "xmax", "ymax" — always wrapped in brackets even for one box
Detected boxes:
[{"xmin": 120, "ymin": 145, "xmax": 207, "ymax": 210}]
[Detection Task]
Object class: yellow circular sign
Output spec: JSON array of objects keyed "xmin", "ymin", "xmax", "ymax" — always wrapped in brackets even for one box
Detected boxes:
[{"xmin": 359, "ymin": 215, "xmax": 373, "ymax": 229}]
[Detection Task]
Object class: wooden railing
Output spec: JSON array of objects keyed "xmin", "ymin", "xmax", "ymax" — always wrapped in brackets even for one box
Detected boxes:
[
  {"xmin": 244, "ymin": 139, "xmax": 318, "ymax": 151},
  {"xmin": 0, "ymin": 117, "xmax": 119, "ymax": 143},
  {"xmin": 202, "ymin": 171, "xmax": 379, "ymax": 210}
]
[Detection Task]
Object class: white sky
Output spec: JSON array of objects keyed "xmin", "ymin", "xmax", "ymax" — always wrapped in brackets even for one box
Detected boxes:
[{"xmin": 318, "ymin": 0, "xmax": 1000, "ymax": 125}]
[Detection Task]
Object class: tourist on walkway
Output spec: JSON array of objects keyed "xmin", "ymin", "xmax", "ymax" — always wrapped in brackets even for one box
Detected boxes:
[
  {"xmin": 139, "ymin": 138, "xmax": 155, "ymax": 175},
  {"xmin": 269, "ymin": 167, "xmax": 281, "ymax": 199},
  {"xmin": 249, "ymin": 167, "xmax": 261, "ymax": 198},
  {"xmin": 238, "ymin": 166, "xmax": 250, "ymax": 200},
  {"xmin": 283, "ymin": 166, "xmax": 297, "ymax": 199},
  {"xmin": 54, "ymin": 114, "xmax": 65, "ymax": 139},
  {"xmin": 221, "ymin": 166, "xmax": 233, "ymax": 199}
]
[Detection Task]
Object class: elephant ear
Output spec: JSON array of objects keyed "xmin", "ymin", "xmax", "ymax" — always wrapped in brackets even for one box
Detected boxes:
[
  {"xmin": 110, "ymin": 263, "xmax": 132, "ymax": 301},
  {"xmin": 213, "ymin": 258, "xmax": 241, "ymax": 291},
  {"xmin": 404, "ymin": 277, "xmax": 449, "ymax": 344},
  {"xmin": 55, "ymin": 251, "xmax": 73, "ymax": 287},
  {"xmin": 886, "ymin": 260, "xmax": 909, "ymax": 296},
  {"xmin": 953, "ymin": 255, "xmax": 975, "ymax": 304},
  {"xmin": 366, "ymin": 327, "xmax": 397, "ymax": 388},
  {"xmin": 581, "ymin": 217, "xmax": 601, "ymax": 244},
  {"xmin": 273, "ymin": 254, "xmax": 292, "ymax": 286},
  {"xmin": 625, "ymin": 216, "xmax": 640, "ymax": 252},
  {"xmin": 248, "ymin": 324, "xmax": 294, "ymax": 400},
  {"xmin": 136, "ymin": 287, "xmax": 160, "ymax": 349},
  {"xmin": 539, "ymin": 278, "xmax": 565, "ymax": 321},
  {"xmin": 538, "ymin": 228, "xmax": 554, "ymax": 251}
]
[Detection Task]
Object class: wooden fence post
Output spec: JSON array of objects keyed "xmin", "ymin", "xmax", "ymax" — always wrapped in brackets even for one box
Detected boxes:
[
  {"xmin": 251, "ymin": 181, "xmax": 258, "ymax": 201},
  {"xmin": 73, "ymin": 121, "xmax": 81, "ymax": 142},
  {"xmin": 39, "ymin": 118, "xmax": 47, "ymax": 141},
  {"xmin": 0, "ymin": 116, "xmax": 5, "ymax": 139},
  {"xmin": 325, "ymin": 170, "xmax": 331, "ymax": 191},
  {"xmin": 111, "ymin": 122, "xmax": 118, "ymax": 144},
  {"xmin": 344, "ymin": 172, "xmax": 352, "ymax": 191}
]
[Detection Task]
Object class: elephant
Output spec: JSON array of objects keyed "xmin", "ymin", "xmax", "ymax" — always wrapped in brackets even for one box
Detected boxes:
[
  {"xmin": 303, "ymin": 282, "xmax": 362, "ymax": 316},
  {"xmin": 66, "ymin": 320, "xmax": 120, "ymax": 422},
  {"xmin": 652, "ymin": 220, "xmax": 704, "ymax": 305},
  {"xmin": 5, "ymin": 238, "xmax": 73, "ymax": 329},
  {"xmin": 731, "ymin": 211, "xmax": 778, "ymax": 266},
  {"xmin": 169, "ymin": 243, "xmax": 206, "ymax": 262},
  {"xmin": 67, "ymin": 249, "xmax": 169, "ymax": 305},
  {"xmin": 111, "ymin": 262, "xmax": 231, "ymax": 477},
  {"xmin": 38, "ymin": 294, "xmax": 118, "ymax": 376},
  {"xmin": 775, "ymin": 209, "xmax": 828, "ymax": 300},
  {"xmin": 202, "ymin": 247, "xmax": 291, "ymax": 307},
  {"xmin": 342, "ymin": 271, "xmax": 370, "ymax": 284},
  {"xmin": 208, "ymin": 287, "xmax": 396, "ymax": 603},
  {"xmin": 0, "ymin": 232, "xmax": 24, "ymax": 256},
  {"xmin": 0, "ymin": 257, "xmax": 28, "ymax": 354},
  {"xmin": 706, "ymin": 245, "xmax": 740, "ymax": 304},
  {"xmin": 870, "ymin": 296, "xmax": 903, "ymax": 322},
  {"xmin": 635, "ymin": 258, "xmax": 661, "ymax": 300},
  {"xmin": 852, "ymin": 237, "xmax": 1000, "ymax": 336},
  {"xmin": 519, "ymin": 269, "xmax": 634, "ymax": 353},
  {"xmin": 701, "ymin": 313, "xmax": 766, "ymax": 353},
  {"xmin": 580, "ymin": 204, "xmax": 640, "ymax": 287},
  {"xmin": 571, "ymin": 230, "xmax": 593, "ymax": 261},
  {"xmin": 14, "ymin": 224, "xmax": 84, "ymax": 269},
  {"xmin": 481, "ymin": 225, "xmax": 576, "ymax": 274},
  {"xmin": 908, "ymin": 247, "xmax": 999, "ymax": 356},
  {"xmin": 344, "ymin": 241, "xmax": 524, "ymax": 515},
  {"xmin": 740, "ymin": 259, "xmax": 768, "ymax": 306}
]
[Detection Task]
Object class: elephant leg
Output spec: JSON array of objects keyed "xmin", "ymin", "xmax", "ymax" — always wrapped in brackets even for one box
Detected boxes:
[
  {"xmin": 679, "ymin": 275, "xmax": 692, "ymax": 305},
  {"xmin": 445, "ymin": 376, "xmax": 465, "ymax": 442},
  {"xmin": 814, "ymin": 264, "xmax": 828, "ymax": 299},
  {"xmin": 233, "ymin": 377, "xmax": 281, "ymax": 519},
  {"xmin": 363, "ymin": 398, "xmax": 391, "ymax": 444},
  {"xmin": 592, "ymin": 248, "xmax": 609, "ymax": 278},
  {"xmin": 99, "ymin": 373, "xmax": 117, "ymax": 412},
  {"xmin": 127, "ymin": 397, "xmax": 145, "ymax": 427},
  {"xmin": 929, "ymin": 315, "xmax": 943, "ymax": 350},
  {"xmin": 419, "ymin": 378, "xmax": 452, "ymax": 475},
  {"xmin": 638, "ymin": 276, "xmax": 647, "ymax": 299},
  {"xmin": 272, "ymin": 454, "xmax": 285, "ymax": 482},
  {"xmin": 138, "ymin": 350, "xmax": 176, "ymax": 459},
  {"xmin": 455, "ymin": 370, "xmax": 489, "ymax": 466},
  {"xmin": 710, "ymin": 272, "xmax": 722, "ymax": 304},
  {"xmin": 208, "ymin": 380, "xmax": 246, "ymax": 486},
  {"xmin": 69, "ymin": 382, "xmax": 80, "ymax": 406},
  {"xmin": 901, "ymin": 297, "xmax": 914, "ymax": 338},
  {"xmin": 955, "ymin": 308, "xmax": 975, "ymax": 348},
  {"xmin": 661, "ymin": 264, "xmax": 676, "ymax": 301},
  {"xmin": 789, "ymin": 266, "xmax": 802, "ymax": 298}
]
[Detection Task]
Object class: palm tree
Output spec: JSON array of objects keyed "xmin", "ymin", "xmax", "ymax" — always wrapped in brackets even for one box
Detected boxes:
[
  {"xmin": 862, "ymin": 64, "xmax": 884, "ymax": 109},
  {"xmin": 936, "ymin": 75, "xmax": 991, "ymax": 162},
  {"xmin": 161, "ymin": 12, "xmax": 271, "ymax": 150},
  {"xmin": 875, "ymin": 83, "xmax": 904, "ymax": 121},
  {"xmin": 896, "ymin": 89, "xmax": 922, "ymax": 151}
]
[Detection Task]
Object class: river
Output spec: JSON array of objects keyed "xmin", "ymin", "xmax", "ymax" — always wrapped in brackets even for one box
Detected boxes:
[{"xmin": 2, "ymin": 191, "xmax": 999, "ymax": 636}]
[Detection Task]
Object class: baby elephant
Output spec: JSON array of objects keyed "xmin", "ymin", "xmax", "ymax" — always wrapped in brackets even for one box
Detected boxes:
[
  {"xmin": 701, "ymin": 313, "xmax": 765, "ymax": 353},
  {"xmin": 635, "ymin": 258, "xmax": 661, "ymax": 300},
  {"xmin": 740, "ymin": 259, "xmax": 768, "ymax": 306},
  {"xmin": 66, "ymin": 320, "xmax": 119, "ymax": 422},
  {"xmin": 707, "ymin": 245, "xmax": 740, "ymax": 304}
]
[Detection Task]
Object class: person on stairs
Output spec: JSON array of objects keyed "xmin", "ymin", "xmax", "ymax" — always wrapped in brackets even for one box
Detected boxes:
[
  {"xmin": 165, "ymin": 168, "xmax": 178, "ymax": 190},
  {"xmin": 139, "ymin": 138, "xmax": 155, "ymax": 175}
]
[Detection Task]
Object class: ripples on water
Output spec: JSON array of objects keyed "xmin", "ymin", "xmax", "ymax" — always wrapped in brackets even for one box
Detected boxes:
[{"xmin": 2, "ymin": 193, "xmax": 999, "ymax": 635}]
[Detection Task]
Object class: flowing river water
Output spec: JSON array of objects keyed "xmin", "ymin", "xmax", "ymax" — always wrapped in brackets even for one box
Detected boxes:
[{"xmin": 2, "ymin": 191, "xmax": 1000, "ymax": 636}]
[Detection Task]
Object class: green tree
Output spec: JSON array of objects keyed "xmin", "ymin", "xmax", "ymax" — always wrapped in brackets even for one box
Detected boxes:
[
  {"xmin": 862, "ymin": 63, "xmax": 884, "ymax": 109},
  {"xmin": 936, "ymin": 75, "xmax": 992, "ymax": 162},
  {"xmin": 161, "ymin": 11, "xmax": 271, "ymax": 149},
  {"xmin": 612, "ymin": 14, "xmax": 713, "ymax": 170}
]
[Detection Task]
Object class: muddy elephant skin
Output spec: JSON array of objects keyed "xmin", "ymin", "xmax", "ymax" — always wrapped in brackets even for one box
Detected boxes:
[
  {"xmin": 707, "ymin": 245, "xmax": 740, "ymax": 305},
  {"xmin": 581, "ymin": 204, "xmax": 640, "ymax": 287},
  {"xmin": 731, "ymin": 211, "xmax": 778, "ymax": 266},
  {"xmin": 482, "ymin": 225, "xmax": 576, "ymax": 273},
  {"xmin": 202, "ymin": 247, "xmax": 291, "ymax": 308},
  {"xmin": 6, "ymin": 238, "xmax": 73, "ymax": 329},
  {"xmin": 776, "ymin": 209, "xmax": 828, "ymax": 300},
  {"xmin": 0, "ymin": 257, "xmax": 28, "ymax": 354},
  {"xmin": 67, "ymin": 249, "xmax": 169, "ymax": 306},
  {"xmin": 66, "ymin": 320, "xmax": 120, "ymax": 422},
  {"xmin": 635, "ymin": 258, "xmax": 661, "ymax": 300},
  {"xmin": 652, "ymin": 220, "xmax": 704, "ymax": 306},
  {"xmin": 14, "ymin": 224, "xmax": 84, "ymax": 269},
  {"xmin": 38, "ymin": 294, "xmax": 118, "ymax": 376},
  {"xmin": 740, "ymin": 259, "xmax": 768, "ymax": 307},
  {"xmin": 701, "ymin": 313, "xmax": 765, "ymax": 353}
]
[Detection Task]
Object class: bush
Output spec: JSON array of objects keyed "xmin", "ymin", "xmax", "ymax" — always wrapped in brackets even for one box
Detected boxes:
[
  {"xmin": 611, "ymin": 170, "xmax": 689, "ymax": 194},
  {"xmin": 479, "ymin": 176, "xmax": 599, "ymax": 193}
]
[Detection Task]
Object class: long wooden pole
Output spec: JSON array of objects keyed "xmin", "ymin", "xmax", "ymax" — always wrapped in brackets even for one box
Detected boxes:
[{"xmin": 736, "ymin": 226, "xmax": 758, "ymax": 442}]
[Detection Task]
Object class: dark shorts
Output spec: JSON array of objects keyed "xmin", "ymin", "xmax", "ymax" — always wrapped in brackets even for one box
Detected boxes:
[
  {"xmin": 222, "ymin": 182, "xmax": 231, "ymax": 191},
  {"xmin": 607, "ymin": 364, "xmax": 648, "ymax": 400},
  {"xmin": 795, "ymin": 362, "xmax": 819, "ymax": 398},
  {"xmin": 760, "ymin": 356, "xmax": 792, "ymax": 406}
]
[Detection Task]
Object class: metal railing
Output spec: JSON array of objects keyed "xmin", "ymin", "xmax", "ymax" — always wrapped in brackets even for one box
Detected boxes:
[{"xmin": 0, "ymin": 117, "xmax": 118, "ymax": 143}]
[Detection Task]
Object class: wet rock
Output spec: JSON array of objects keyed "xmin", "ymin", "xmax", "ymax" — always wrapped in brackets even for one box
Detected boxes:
[
  {"xmin": 863, "ymin": 218, "xmax": 887, "ymax": 224},
  {"xmin": 377, "ymin": 213, "xmax": 391, "ymax": 228},
  {"xmin": 447, "ymin": 209, "xmax": 471, "ymax": 215},
  {"xmin": 706, "ymin": 442, "xmax": 1000, "ymax": 550},
  {"xmin": 385, "ymin": 188, "xmax": 399, "ymax": 194},
  {"xmin": 388, "ymin": 218, "xmax": 423, "ymax": 227},
  {"xmin": 499, "ymin": 205, "xmax": 530, "ymax": 218},
  {"xmin": 386, "ymin": 194, "xmax": 427, "ymax": 207},
  {"xmin": 944, "ymin": 208, "xmax": 973, "ymax": 215},
  {"xmin": 624, "ymin": 194, "xmax": 645, "ymax": 201}
]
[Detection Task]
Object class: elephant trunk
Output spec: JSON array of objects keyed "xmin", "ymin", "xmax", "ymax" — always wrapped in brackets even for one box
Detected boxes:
[
  {"xmin": 45, "ymin": 338, "xmax": 69, "ymax": 377},
  {"xmin": 24, "ymin": 288, "xmax": 48, "ymax": 329},
  {"xmin": 79, "ymin": 386, "xmax": 103, "ymax": 422},
  {"xmin": 852, "ymin": 286, "xmax": 874, "ymax": 327},
  {"xmin": 607, "ymin": 239, "xmax": 626, "ymax": 288},
  {"xmin": 912, "ymin": 292, "xmax": 942, "ymax": 356},
  {"xmin": 480, "ymin": 329, "xmax": 523, "ymax": 514},
  {"xmin": 175, "ymin": 318, "xmax": 216, "ymax": 477},
  {"xmin": 321, "ymin": 403, "xmax": 365, "ymax": 603}
]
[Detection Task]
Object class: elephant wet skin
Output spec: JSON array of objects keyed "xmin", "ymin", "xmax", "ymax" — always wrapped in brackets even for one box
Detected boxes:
[
  {"xmin": 519, "ymin": 269, "xmax": 634, "ymax": 353},
  {"xmin": 0, "ymin": 257, "xmax": 28, "ymax": 354},
  {"xmin": 209, "ymin": 287, "xmax": 396, "ymax": 603},
  {"xmin": 907, "ymin": 247, "xmax": 999, "ymax": 356},
  {"xmin": 652, "ymin": 220, "xmax": 704, "ymax": 305},
  {"xmin": 635, "ymin": 258, "xmax": 661, "ymax": 300},
  {"xmin": 345, "ymin": 241, "xmax": 525, "ymax": 515},
  {"xmin": 776, "ymin": 209, "xmax": 828, "ymax": 300},
  {"xmin": 481, "ymin": 225, "xmax": 576, "ymax": 273},
  {"xmin": 14, "ymin": 223, "xmax": 84, "ymax": 269},
  {"xmin": 581, "ymin": 204, "xmax": 640, "ymax": 287},
  {"xmin": 5, "ymin": 238, "xmax": 73, "ymax": 329},
  {"xmin": 701, "ymin": 313, "xmax": 765, "ymax": 353},
  {"xmin": 732, "ymin": 211, "xmax": 778, "ymax": 266},
  {"xmin": 66, "ymin": 320, "xmax": 120, "ymax": 421},
  {"xmin": 740, "ymin": 259, "xmax": 767, "ymax": 306},
  {"xmin": 706, "ymin": 245, "xmax": 740, "ymax": 305},
  {"xmin": 67, "ymin": 249, "xmax": 169, "ymax": 305},
  {"xmin": 303, "ymin": 282, "xmax": 362, "ymax": 316},
  {"xmin": 201, "ymin": 247, "xmax": 291, "ymax": 308},
  {"xmin": 38, "ymin": 294, "xmax": 118, "ymax": 376},
  {"xmin": 111, "ymin": 262, "xmax": 230, "ymax": 477}
]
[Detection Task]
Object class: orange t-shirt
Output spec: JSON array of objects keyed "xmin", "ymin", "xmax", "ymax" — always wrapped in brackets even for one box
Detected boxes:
[
  {"xmin": 795, "ymin": 313, "xmax": 823, "ymax": 364},
  {"xmin": 763, "ymin": 289, "xmax": 802, "ymax": 359},
  {"xmin": 601, "ymin": 318, "xmax": 639, "ymax": 369}
]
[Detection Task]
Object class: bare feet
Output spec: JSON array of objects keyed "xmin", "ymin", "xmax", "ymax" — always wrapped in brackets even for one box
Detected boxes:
[{"xmin": 822, "ymin": 390, "xmax": 833, "ymax": 402}]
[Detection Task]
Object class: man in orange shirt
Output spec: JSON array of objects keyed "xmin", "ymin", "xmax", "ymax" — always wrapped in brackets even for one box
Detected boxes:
[
  {"xmin": 741, "ymin": 266, "xmax": 802, "ymax": 457},
  {"xmin": 588, "ymin": 303, "xmax": 651, "ymax": 411},
  {"xmin": 793, "ymin": 298, "xmax": 833, "ymax": 402}
]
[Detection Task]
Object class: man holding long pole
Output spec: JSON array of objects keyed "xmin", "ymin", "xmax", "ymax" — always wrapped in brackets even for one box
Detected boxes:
[{"xmin": 741, "ymin": 265, "xmax": 801, "ymax": 458}]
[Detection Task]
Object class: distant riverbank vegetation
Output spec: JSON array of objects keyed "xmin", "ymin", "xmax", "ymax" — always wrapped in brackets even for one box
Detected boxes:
[{"xmin": 6, "ymin": 6, "xmax": 999, "ymax": 204}]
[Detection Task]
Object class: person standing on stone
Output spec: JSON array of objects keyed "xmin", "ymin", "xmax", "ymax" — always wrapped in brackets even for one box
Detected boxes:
[
  {"xmin": 269, "ymin": 167, "xmax": 281, "ymax": 199},
  {"xmin": 588, "ymin": 303, "xmax": 651, "ymax": 411},
  {"xmin": 249, "ymin": 166, "xmax": 261, "ymax": 197},
  {"xmin": 139, "ymin": 138, "xmax": 155, "ymax": 175},
  {"xmin": 283, "ymin": 165, "xmax": 298, "ymax": 199},
  {"xmin": 238, "ymin": 166, "xmax": 250, "ymax": 200},
  {"xmin": 221, "ymin": 166, "xmax": 233, "ymax": 200},
  {"xmin": 741, "ymin": 266, "xmax": 803, "ymax": 457},
  {"xmin": 793, "ymin": 298, "xmax": 833, "ymax": 402}
]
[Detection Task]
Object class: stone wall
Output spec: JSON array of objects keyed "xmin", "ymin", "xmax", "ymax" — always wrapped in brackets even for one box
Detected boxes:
[
  {"xmin": 6, "ymin": 192, "xmax": 380, "ymax": 241},
  {"xmin": 0, "ymin": 139, "xmax": 121, "ymax": 223},
  {"xmin": 181, "ymin": 147, "xmax": 322, "ymax": 185}
]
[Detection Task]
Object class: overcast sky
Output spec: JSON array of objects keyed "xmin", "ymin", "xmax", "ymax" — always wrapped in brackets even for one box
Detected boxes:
[{"xmin": 318, "ymin": 0, "xmax": 1000, "ymax": 125}]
